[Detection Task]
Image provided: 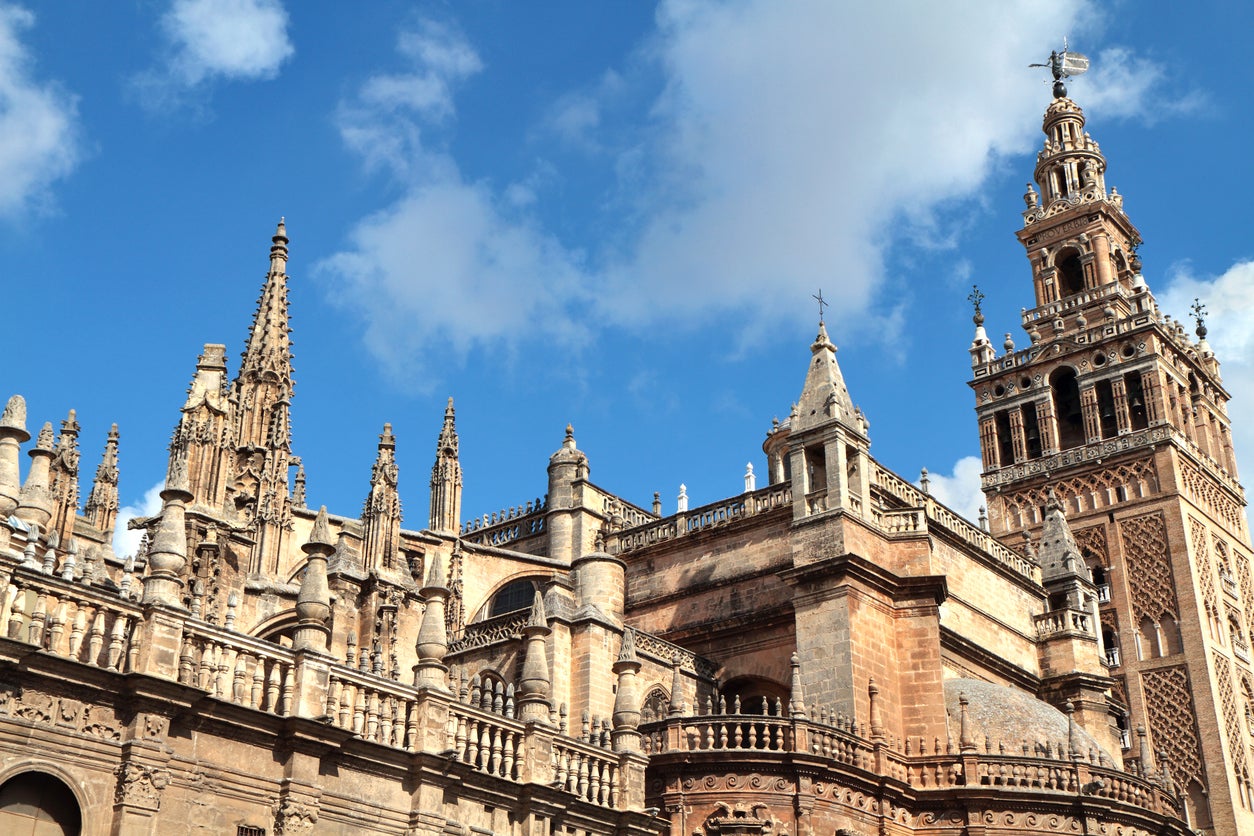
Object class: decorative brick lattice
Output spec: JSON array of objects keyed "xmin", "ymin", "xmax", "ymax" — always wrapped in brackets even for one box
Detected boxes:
[
  {"xmin": 1110, "ymin": 675, "xmax": 1128, "ymax": 710},
  {"xmin": 1074, "ymin": 523, "xmax": 1109, "ymax": 566},
  {"xmin": 1003, "ymin": 457, "xmax": 1156, "ymax": 519},
  {"xmin": 1190, "ymin": 517, "xmax": 1219, "ymax": 617},
  {"xmin": 1179, "ymin": 460, "xmax": 1245, "ymax": 534},
  {"xmin": 1141, "ymin": 665, "xmax": 1204, "ymax": 790},
  {"xmin": 1213, "ymin": 652, "xmax": 1248, "ymax": 772},
  {"xmin": 1120, "ymin": 511, "xmax": 1178, "ymax": 622}
]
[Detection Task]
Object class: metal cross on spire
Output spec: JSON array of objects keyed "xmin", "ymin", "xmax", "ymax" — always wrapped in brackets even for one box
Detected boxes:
[
  {"xmin": 1191, "ymin": 297, "xmax": 1209, "ymax": 337},
  {"xmin": 813, "ymin": 290, "xmax": 829, "ymax": 324}
]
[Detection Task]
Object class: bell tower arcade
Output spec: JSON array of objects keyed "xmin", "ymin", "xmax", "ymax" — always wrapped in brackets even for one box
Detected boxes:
[{"xmin": 968, "ymin": 88, "xmax": 1254, "ymax": 835}]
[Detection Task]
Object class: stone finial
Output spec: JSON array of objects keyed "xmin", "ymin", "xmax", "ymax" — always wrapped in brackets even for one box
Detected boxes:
[
  {"xmin": 293, "ymin": 507, "xmax": 333, "ymax": 653},
  {"xmin": 919, "ymin": 467, "xmax": 930, "ymax": 495},
  {"xmin": 0, "ymin": 395, "xmax": 29, "ymax": 438},
  {"xmin": 1065, "ymin": 700, "xmax": 1078, "ymax": 759},
  {"xmin": 517, "ymin": 591, "xmax": 553, "ymax": 724},
  {"xmin": 677, "ymin": 484, "xmax": 688, "ymax": 514},
  {"xmin": 868, "ymin": 678, "xmax": 885, "ymax": 742},
  {"xmin": 0, "ymin": 395, "xmax": 30, "ymax": 516},
  {"xmin": 612, "ymin": 628, "xmax": 643, "ymax": 750},
  {"xmin": 292, "ymin": 462, "xmax": 306, "ymax": 509},
  {"xmin": 668, "ymin": 652, "xmax": 686, "ymax": 717},
  {"xmin": 413, "ymin": 555, "xmax": 450, "ymax": 691},
  {"xmin": 958, "ymin": 692, "xmax": 975, "ymax": 752},
  {"xmin": 141, "ymin": 471, "xmax": 195, "ymax": 608},
  {"xmin": 788, "ymin": 652, "xmax": 807, "ymax": 719},
  {"xmin": 16, "ymin": 423, "xmax": 57, "ymax": 528}
]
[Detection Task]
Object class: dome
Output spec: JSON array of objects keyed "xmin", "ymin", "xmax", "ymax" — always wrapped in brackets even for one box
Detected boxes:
[{"xmin": 943, "ymin": 678, "xmax": 1115, "ymax": 766}]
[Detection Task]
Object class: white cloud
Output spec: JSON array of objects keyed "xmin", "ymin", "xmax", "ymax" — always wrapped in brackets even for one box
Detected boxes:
[
  {"xmin": 1159, "ymin": 261, "xmax": 1254, "ymax": 466},
  {"xmin": 323, "ymin": 20, "xmax": 591, "ymax": 384},
  {"xmin": 112, "ymin": 481, "xmax": 165, "ymax": 559},
  {"xmin": 925, "ymin": 455, "xmax": 987, "ymax": 524},
  {"xmin": 135, "ymin": 0, "xmax": 292, "ymax": 106},
  {"xmin": 0, "ymin": 5, "xmax": 83, "ymax": 218},
  {"xmin": 324, "ymin": 1, "xmax": 1181, "ymax": 379}
]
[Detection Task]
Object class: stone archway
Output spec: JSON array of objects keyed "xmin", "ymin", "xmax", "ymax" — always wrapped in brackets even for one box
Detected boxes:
[{"xmin": 0, "ymin": 771, "xmax": 83, "ymax": 836}]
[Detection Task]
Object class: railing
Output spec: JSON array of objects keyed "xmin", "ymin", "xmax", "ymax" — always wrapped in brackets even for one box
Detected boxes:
[
  {"xmin": 448, "ymin": 610, "xmax": 530, "ymax": 654},
  {"xmin": 447, "ymin": 701, "xmax": 526, "ymax": 781},
  {"xmin": 1235, "ymin": 639, "xmax": 1251, "ymax": 664},
  {"xmin": 327, "ymin": 667, "xmax": 417, "ymax": 748},
  {"xmin": 1021, "ymin": 281, "xmax": 1127, "ymax": 325},
  {"xmin": 1033, "ymin": 608, "xmax": 1094, "ymax": 640},
  {"xmin": 461, "ymin": 512, "xmax": 546, "ymax": 549},
  {"xmin": 980, "ymin": 424, "xmax": 1172, "ymax": 492},
  {"xmin": 1, "ymin": 569, "xmax": 142, "ymax": 674},
  {"xmin": 552, "ymin": 736, "xmax": 620, "ymax": 807},
  {"xmin": 610, "ymin": 484, "xmax": 791, "ymax": 555},
  {"xmin": 1221, "ymin": 572, "xmax": 1239, "ymax": 599},
  {"xmin": 872, "ymin": 464, "xmax": 1039, "ymax": 582},
  {"xmin": 1097, "ymin": 585, "xmax": 1111, "ymax": 603},
  {"xmin": 178, "ymin": 622, "xmax": 296, "ymax": 715},
  {"xmin": 872, "ymin": 508, "xmax": 924, "ymax": 535},
  {"xmin": 1105, "ymin": 646, "xmax": 1121, "ymax": 667}
]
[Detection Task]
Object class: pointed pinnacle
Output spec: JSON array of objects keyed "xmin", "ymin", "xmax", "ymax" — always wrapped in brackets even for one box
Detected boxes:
[
  {"xmin": 424, "ymin": 554, "xmax": 446, "ymax": 589},
  {"xmin": 306, "ymin": 505, "xmax": 333, "ymax": 550},
  {"xmin": 528, "ymin": 590, "xmax": 548, "ymax": 628},
  {"xmin": 617, "ymin": 627, "xmax": 638, "ymax": 663}
]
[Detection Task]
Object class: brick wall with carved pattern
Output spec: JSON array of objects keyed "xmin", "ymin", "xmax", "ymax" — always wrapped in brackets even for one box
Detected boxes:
[
  {"xmin": 1219, "ymin": 537, "xmax": 1253, "ymax": 636},
  {"xmin": 1189, "ymin": 517, "xmax": 1221, "ymax": 637},
  {"xmin": 1074, "ymin": 523, "xmax": 1109, "ymax": 566},
  {"xmin": 1179, "ymin": 461, "xmax": 1246, "ymax": 535},
  {"xmin": 1002, "ymin": 457, "xmax": 1157, "ymax": 520},
  {"xmin": 1141, "ymin": 665, "xmax": 1205, "ymax": 792},
  {"xmin": 1213, "ymin": 652, "xmax": 1249, "ymax": 782},
  {"xmin": 1120, "ymin": 511, "xmax": 1178, "ymax": 623}
]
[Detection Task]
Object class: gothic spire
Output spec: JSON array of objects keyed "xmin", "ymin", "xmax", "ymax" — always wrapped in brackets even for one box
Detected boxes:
[
  {"xmin": 84, "ymin": 423, "xmax": 120, "ymax": 536},
  {"xmin": 429, "ymin": 397, "xmax": 462, "ymax": 533}
]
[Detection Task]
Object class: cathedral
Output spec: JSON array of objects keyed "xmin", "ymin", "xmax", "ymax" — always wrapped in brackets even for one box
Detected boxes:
[{"xmin": 0, "ymin": 82, "xmax": 1249, "ymax": 836}]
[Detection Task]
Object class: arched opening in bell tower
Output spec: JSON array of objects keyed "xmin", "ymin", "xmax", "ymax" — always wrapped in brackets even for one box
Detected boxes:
[
  {"xmin": 1056, "ymin": 248, "xmax": 1086, "ymax": 296},
  {"xmin": 1050, "ymin": 367, "xmax": 1085, "ymax": 450}
]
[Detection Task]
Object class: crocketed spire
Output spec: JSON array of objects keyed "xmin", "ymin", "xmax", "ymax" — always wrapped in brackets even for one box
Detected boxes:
[
  {"xmin": 429, "ymin": 398, "xmax": 462, "ymax": 533},
  {"xmin": 84, "ymin": 423, "xmax": 120, "ymax": 535},
  {"xmin": 793, "ymin": 321, "xmax": 862, "ymax": 435}
]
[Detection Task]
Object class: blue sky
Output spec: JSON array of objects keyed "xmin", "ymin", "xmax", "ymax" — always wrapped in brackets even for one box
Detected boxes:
[{"xmin": 1, "ymin": 1, "xmax": 1252, "ymax": 554}]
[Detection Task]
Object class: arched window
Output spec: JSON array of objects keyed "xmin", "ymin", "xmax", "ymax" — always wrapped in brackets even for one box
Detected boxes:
[
  {"xmin": 1056, "ymin": 249, "xmax": 1086, "ymax": 295},
  {"xmin": 489, "ymin": 579, "xmax": 538, "ymax": 617},
  {"xmin": 640, "ymin": 686, "xmax": 670, "ymax": 723},
  {"xmin": 0, "ymin": 772, "xmax": 82, "ymax": 836},
  {"xmin": 719, "ymin": 676, "xmax": 789, "ymax": 715},
  {"xmin": 1095, "ymin": 378, "xmax": 1118, "ymax": 439},
  {"xmin": 1051, "ymin": 367, "xmax": 1085, "ymax": 450}
]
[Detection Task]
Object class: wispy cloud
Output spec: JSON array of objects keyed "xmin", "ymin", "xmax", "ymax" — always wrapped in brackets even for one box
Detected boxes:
[
  {"xmin": 133, "ymin": 0, "xmax": 293, "ymax": 109},
  {"xmin": 322, "ymin": 19, "xmax": 590, "ymax": 386},
  {"xmin": 113, "ymin": 481, "xmax": 165, "ymax": 558},
  {"xmin": 0, "ymin": 4, "xmax": 83, "ymax": 218},
  {"xmin": 323, "ymin": 1, "xmax": 1183, "ymax": 386},
  {"xmin": 925, "ymin": 456, "xmax": 987, "ymax": 524}
]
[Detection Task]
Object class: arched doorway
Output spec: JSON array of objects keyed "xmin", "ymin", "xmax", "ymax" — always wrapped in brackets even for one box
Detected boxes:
[{"xmin": 0, "ymin": 771, "xmax": 82, "ymax": 836}]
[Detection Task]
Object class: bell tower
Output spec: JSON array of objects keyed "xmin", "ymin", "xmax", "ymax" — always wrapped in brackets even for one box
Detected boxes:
[{"xmin": 969, "ymin": 81, "xmax": 1254, "ymax": 834}]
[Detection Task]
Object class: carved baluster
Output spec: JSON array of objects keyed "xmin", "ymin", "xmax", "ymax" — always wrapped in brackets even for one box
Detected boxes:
[
  {"xmin": 251, "ymin": 658, "xmax": 265, "ymax": 709},
  {"xmin": 126, "ymin": 618, "xmax": 141, "ymax": 673},
  {"xmin": 404, "ymin": 700, "xmax": 417, "ymax": 751},
  {"xmin": 589, "ymin": 758, "xmax": 602, "ymax": 804},
  {"xmin": 266, "ymin": 660, "xmax": 281, "ymax": 713},
  {"xmin": 235, "ymin": 653, "xmax": 250, "ymax": 705},
  {"xmin": 178, "ymin": 634, "xmax": 195, "ymax": 684},
  {"xmin": 338, "ymin": 681, "xmax": 352, "ymax": 730},
  {"xmin": 454, "ymin": 713, "xmax": 467, "ymax": 760},
  {"xmin": 553, "ymin": 746, "xmax": 568, "ymax": 788},
  {"xmin": 106, "ymin": 611, "xmax": 126, "ymax": 671},
  {"xmin": 502, "ymin": 731, "xmax": 516, "ymax": 780},
  {"xmin": 84, "ymin": 607, "xmax": 106, "ymax": 665},
  {"xmin": 577, "ymin": 752, "xmax": 589, "ymax": 800},
  {"xmin": 28, "ymin": 592, "xmax": 47, "ymax": 646},
  {"xmin": 478, "ymin": 723, "xmax": 492, "ymax": 771},
  {"xmin": 609, "ymin": 765, "xmax": 620, "ymax": 808},
  {"xmin": 279, "ymin": 664, "xmax": 293, "ymax": 715},
  {"xmin": 490, "ymin": 726, "xmax": 503, "ymax": 775},
  {"xmin": 47, "ymin": 600, "xmax": 68, "ymax": 656},
  {"xmin": 366, "ymin": 689, "xmax": 380, "ymax": 742},
  {"xmin": 196, "ymin": 641, "xmax": 213, "ymax": 690},
  {"xmin": 352, "ymin": 684, "xmax": 365, "ymax": 734},
  {"xmin": 465, "ymin": 718, "xmax": 479, "ymax": 766},
  {"xmin": 215, "ymin": 646, "xmax": 232, "ymax": 698}
]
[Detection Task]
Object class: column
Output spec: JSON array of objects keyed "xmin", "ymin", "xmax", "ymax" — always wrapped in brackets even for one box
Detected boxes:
[{"xmin": 1080, "ymin": 386, "xmax": 1101, "ymax": 444}]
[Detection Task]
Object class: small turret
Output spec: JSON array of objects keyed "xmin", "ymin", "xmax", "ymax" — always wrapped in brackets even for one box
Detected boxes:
[
  {"xmin": 142, "ymin": 452, "xmax": 194, "ymax": 608},
  {"xmin": 413, "ymin": 556, "xmax": 450, "ymax": 691},
  {"xmin": 611, "ymin": 629, "xmax": 642, "ymax": 752}
]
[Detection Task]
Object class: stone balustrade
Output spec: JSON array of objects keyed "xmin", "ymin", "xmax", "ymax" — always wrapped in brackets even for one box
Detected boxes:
[
  {"xmin": 609, "ymin": 484, "xmax": 792, "ymax": 555},
  {"xmin": 1033, "ymin": 607, "xmax": 1095, "ymax": 639}
]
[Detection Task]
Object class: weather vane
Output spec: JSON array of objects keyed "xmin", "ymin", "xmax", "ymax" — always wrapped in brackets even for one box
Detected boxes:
[
  {"xmin": 1191, "ymin": 297, "xmax": 1208, "ymax": 337},
  {"xmin": 813, "ymin": 290, "xmax": 829, "ymax": 324},
  {"xmin": 968, "ymin": 284, "xmax": 985, "ymax": 325},
  {"xmin": 1030, "ymin": 37, "xmax": 1089, "ymax": 98}
]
